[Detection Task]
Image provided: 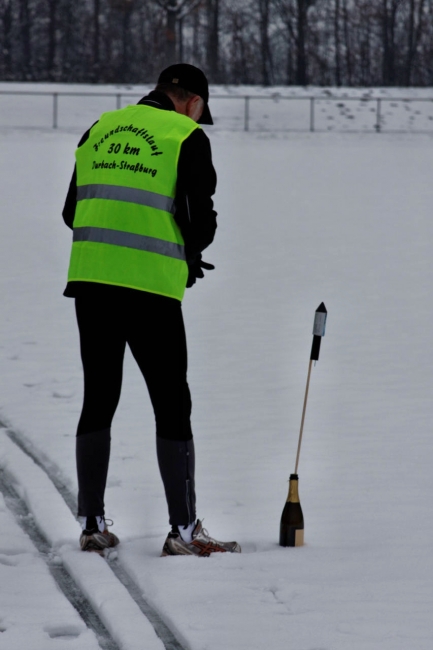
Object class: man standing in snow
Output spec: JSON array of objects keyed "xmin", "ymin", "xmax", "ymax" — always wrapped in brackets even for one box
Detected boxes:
[{"xmin": 62, "ymin": 63, "xmax": 240, "ymax": 556}]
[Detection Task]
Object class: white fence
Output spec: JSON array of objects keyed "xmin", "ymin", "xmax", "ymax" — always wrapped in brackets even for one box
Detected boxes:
[{"xmin": 1, "ymin": 90, "xmax": 433, "ymax": 133}]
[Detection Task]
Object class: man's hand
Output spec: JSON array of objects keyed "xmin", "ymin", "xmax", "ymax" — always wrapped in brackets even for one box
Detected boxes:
[{"xmin": 186, "ymin": 254, "xmax": 215, "ymax": 288}]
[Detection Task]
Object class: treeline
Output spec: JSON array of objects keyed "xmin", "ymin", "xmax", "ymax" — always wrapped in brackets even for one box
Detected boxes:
[{"xmin": 1, "ymin": 0, "xmax": 432, "ymax": 86}]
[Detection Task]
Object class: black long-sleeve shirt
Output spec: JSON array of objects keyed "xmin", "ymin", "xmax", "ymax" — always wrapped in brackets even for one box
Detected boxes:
[{"xmin": 62, "ymin": 91, "xmax": 217, "ymax": 297}]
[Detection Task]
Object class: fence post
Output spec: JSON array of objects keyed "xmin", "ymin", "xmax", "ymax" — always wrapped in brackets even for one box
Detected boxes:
[
  {"xmin": 53, "ymin": 93, "xmax": 58, "ymax": 129},
  {"xmin": 310, "ymin": 97, "xmax": 315, "ymax": 132},
  {"xmin": 244, "ymin": 96, "xmax": 250, "ymax": 132},
  {"xmin": 376, "ymin": 98, "xmax": 381, "ymax": 132},
  {"xmin": 116, "ymin": 94, "xmax": 121, "ymax": 110}
]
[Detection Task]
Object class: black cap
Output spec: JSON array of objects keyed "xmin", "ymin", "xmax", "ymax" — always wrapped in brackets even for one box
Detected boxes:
[{"xmin": 157, "ymin": 63, "xmax": 213, "ymax": 125}]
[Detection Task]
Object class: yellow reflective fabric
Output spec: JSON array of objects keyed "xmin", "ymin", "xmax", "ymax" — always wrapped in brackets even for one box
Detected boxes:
[{"xmin": 67, "ymin": 104, "xmax": 200, "ymax": 301}]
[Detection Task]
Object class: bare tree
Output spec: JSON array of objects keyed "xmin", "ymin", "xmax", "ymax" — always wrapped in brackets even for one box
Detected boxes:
[
  {"xmin": 275, "ymin": 0, "xmax": 316, "ymax": 85},
  {"xmin": 342, "ymin": 0, "xmax": 352, "ymax": 85},
  {"xmin": 191, "ymin": 4, "xmax": 201, "ymax": 62},
  {"xmin": 405, "ymin": 0, "xmax": 425, "ymax": 84},
  {"xmin": 109, "ymin": 0, "xmax": 135, "ymax": 81},
  {"xmin": 19, "ymin": 0, "xmax": 31, "ymax": 79},
  {"xmin": 0, "ymin": 0, "xmax": 13, "ymax": 78},
  {"xmin": 46, "ymin": 0, "xmax": 57, "ymax": 79},
  {"xmin": 296, "ymin": 0, "xmax": 307, "ymax": 84},
  {"xmin": 93, "ymin": 0, "xmax": 101, "ymax": 81},
  {"xmin": 225, "ymin": 3, "xmax": 259, "ymax": 84},
  {"xmin": 206, "ymin": 0, "xmax": 220, "ymax": 82},
  {"xmin": 381, "ymin": 0, "xmax": 404, "ymax": 85},
  {"xmin": 334, "ymin": 0, "xmax": 341, "ymax": 86},
  {"xmin": 275, "ymin": 0, "xmax": 296, "ymax": 83},
  {"xmin": 153, "ymin": 0, "xmax": 202, "ymax": 66},
  {"xmin": 258, "ymin": 0, "xmax": 274, "ymax": 85}
]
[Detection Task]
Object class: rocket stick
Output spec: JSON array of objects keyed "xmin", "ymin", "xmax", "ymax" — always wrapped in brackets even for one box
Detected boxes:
[
  {"xmin": 293, "ymin": 302, "xmax": 327, "ymax": 475},
  {"xmin": 294, "ymin": 359, "xmax": 313, "ymax": 475}
]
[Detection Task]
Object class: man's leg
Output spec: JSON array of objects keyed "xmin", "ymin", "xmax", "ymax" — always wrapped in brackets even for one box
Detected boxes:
[
  {"xmin": 126, "ymin": 292, "xmax": 196, "ymax": 528},
  {"xmin": 75, "ymin": 295, "xmax": 126, "ymax": 517},
  {"xmin": 155, "ymin": 437, "xmax": 196, "ymax": 528}
]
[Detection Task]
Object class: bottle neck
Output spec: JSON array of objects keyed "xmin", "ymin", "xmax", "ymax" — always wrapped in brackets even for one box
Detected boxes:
[{"xmin": 286, "ymin": 474, "xmax": 300, "ymax": 503}]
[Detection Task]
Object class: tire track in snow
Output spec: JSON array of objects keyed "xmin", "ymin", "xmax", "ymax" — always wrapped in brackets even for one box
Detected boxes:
[
  {"xmin": 0, "ymin": 466, "xmax": 119, "ymax": 650},
  {"xmin": 3, "ymin": 426, "xmax": 187, "ymax": 650}
]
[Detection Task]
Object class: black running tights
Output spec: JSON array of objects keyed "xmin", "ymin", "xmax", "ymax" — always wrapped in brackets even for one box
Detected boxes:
[{"xmin": 75, "ymin": 290, "xmax": 193, "ymax": 442}]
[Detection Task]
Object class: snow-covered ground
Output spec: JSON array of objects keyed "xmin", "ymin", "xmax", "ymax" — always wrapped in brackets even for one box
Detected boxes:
[
  {"xmin": 0, "ymin": 86, "xmax": 433, "ymax": 649},
  {"xmin": 0, "ymin": 490, "xmax": 101, "ymax": 650},
  {"xmin": 1, "ymin": 82, "xmax": 433, "ymax": 132}
]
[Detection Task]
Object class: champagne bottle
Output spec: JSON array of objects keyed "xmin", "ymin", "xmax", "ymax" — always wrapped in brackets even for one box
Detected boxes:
[{"xmin": 279, "ymin": 473, "xmax": 304, "ymax": 547}]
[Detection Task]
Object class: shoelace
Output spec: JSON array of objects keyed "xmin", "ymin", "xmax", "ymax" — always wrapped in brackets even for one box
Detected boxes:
[{"xmin": 198, "ymin": 526, "xmax": 219, "ymax": 545}]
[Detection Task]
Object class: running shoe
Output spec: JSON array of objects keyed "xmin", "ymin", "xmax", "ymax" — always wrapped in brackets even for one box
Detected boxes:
[
  {"xmin": 161, "ymin": 520, "xmax": 241, "ymax": 557},
  {"xmin": 79, "ymin": 516, "xmax": 120, "ymax": 552}
]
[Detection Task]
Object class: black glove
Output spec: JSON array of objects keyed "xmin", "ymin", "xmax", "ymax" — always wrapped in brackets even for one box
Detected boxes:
[{"xmin": 186, "ymin": 254, "xmax": 215, "ymax": 288}]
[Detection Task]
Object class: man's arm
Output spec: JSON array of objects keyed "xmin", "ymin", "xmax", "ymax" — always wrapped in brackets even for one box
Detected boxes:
[
  {"xmin": 175, "ymin": 128, "xmax": 217, "ymax": 262},
  {"xmin": 62, "ymin": 127, "xmax": 93, "ymax": 230},
  {"xmin": 62, "ymin": 166, "xmax": 78, "ymax": 230}
]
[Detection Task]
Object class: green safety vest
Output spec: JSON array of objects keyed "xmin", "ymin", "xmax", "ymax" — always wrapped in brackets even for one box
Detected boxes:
[{"xmin": 67, "ymin": 104, "xmax": 200, "ymax": 301}]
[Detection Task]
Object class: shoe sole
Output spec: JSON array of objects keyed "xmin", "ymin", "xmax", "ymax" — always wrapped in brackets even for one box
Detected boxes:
[
  {"xmin": 80, "ymin": 532, "xmax": 120, "ymax": 553},
  {"xmin": 161, "ymin": 542, "xmax": 241, "ymax": 557}
]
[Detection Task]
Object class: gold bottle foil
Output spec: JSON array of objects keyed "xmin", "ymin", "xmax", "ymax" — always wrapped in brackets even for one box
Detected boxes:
[{"xmin": 286, "ymin": 476, "xmax": 300, "ymax": 503}]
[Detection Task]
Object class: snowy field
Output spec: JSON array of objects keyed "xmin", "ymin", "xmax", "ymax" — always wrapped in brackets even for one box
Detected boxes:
[{"xmin": 0, "ymin": 85, "xmax": 433, "ymax": 649}]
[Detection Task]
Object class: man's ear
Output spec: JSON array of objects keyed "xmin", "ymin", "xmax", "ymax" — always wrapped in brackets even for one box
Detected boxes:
[{"xmin": 186, "ymin": 96, "xmax": 204, "ymax": 122}]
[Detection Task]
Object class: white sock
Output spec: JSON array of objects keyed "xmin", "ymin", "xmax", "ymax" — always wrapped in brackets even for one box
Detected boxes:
[
  {"xmin": 179, "ymin": 521, "xmax": 195, "ymax": 543},
  {"xmin": 95, "ymin": 516, "xmax": 105, "ymax": 532},
  {"xmin": 78, "ymin": 516, "xmax": 105, "ymax": 532}
]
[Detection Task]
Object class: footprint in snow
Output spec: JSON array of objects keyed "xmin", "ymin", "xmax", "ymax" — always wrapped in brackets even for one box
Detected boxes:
[
  {"xmin": 0, "ymin": 554, "xmax": 20, "ymax": 567},
  {"xmin": 44, "ymin": 625, "xmax": 82, "ymax": 639},
  {"xmin": 52, "ymin": 391, "xmax": 75, "ymax": 399}
]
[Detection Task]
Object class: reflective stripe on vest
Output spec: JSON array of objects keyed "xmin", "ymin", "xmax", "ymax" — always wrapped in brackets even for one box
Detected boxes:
[
  {"xmin": 77, "ymin": 183, "xmax": 175, "ymax": 214},
  {"xmin": 73, "ymin": 226, "xmax": 185, "ymax": 261},
  {"xmin": 67, "ymin": 104, "xmax": 200, "ymax": 301}
]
